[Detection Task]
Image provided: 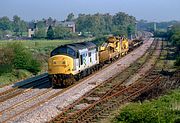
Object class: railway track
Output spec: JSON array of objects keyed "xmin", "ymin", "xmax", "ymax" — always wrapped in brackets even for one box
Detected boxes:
[
  {"xmin": 0, "ymin": 75, "xmax": 50, "ymax": 103},
  {"xmin": 0, "ymin": 74, "xmax": 102, "ymax": 122},
  {"xmin": 49, "ymin": 39, "xmax": 162, "ymax": 123},
  {"xmin": 64, "ymin": 72, "xmax": 161, "ymax": 123},
  {"xmin": 0, "ymin": 38, "xmax": 155, "ymax": 123}
]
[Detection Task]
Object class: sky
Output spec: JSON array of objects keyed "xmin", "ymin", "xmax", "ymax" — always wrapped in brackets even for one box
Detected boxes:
[{"xmin": 0, "ymin": 0, "xmax": 180, "ymax": 22}]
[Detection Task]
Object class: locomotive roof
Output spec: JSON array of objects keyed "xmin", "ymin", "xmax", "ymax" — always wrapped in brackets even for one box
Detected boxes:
[
  {"xmin": 81, "ymin": 42, "xmax": 96, "ymax": 49},
  {"xmin": 52, "ymin": 42, "xmax": 97, "ymax": 54},
  {"xmin": 66, "ymin": 42, "xmax": 96, "ymax": 51},
  {"xmin": 68, "ymin": 43, "xmax": 86, "ymax": 51}
]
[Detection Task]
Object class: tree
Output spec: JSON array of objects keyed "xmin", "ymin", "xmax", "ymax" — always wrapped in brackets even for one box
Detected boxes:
[
  {"xmin": 103, "ymin": 13, "xmax": 113, "ymax": 33},
  {"xmin": 0, "ymin": 30, "xmax": 3, "ymax": 39},
  {"xmin": 34, "ymin": 28, "xmax": 46, "ymax": 39},
  {"xmin": 36, "ymin": 21, "xmax": 46, "ymax": 29},
  {"xmin": 12, "ymin": 15, "xmax": 28, "ymax": 36},
  {"xmin": 19, "ymin": 20, "xmax": 27, "ymax": 36},
  {"xmin": 75, "ymin": 12, "xmax": 136, "ymax": 37},
  {"xmin": 0, "ymin": 16, "xmax": 12, "ymax": 31},
  {"xmin": 13, "ymin": 15, "xmax": 21, "ymax": 35},
  {"xmin": 127, "ymin": 24, "xmax": 135, "ymax": 37},
  {"xmin": 66, "ymin": 13, "xmax": 75, "ymax": 21},
  {"xmin": 54, "ymin": 25, "xmax": 70, "ymax": 39},
  {"xmin": 47, "ymin": 25, "xmax": 54, "ymax": 39},
  {"xmin": 167, "ymin": 23, "xmax": 180, "ymax": 67}
]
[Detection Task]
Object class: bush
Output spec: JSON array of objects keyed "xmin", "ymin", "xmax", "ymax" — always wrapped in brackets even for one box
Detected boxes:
[
  {"xmin": 0, "ymin": 46, "xmax": 14, "ymax": 74},
  {"xmin": 12, "ymin": 42, "xmax": 41, "ymax": 74},
  {"xmin": 13, "ymin": 69, "xmax": 31, "ymax": 79},
  {"xmin": 115, "ymin": 103, "xmax": 173, "ymax": 123},
  {"xmin": 0, "ymin": 64, "xmax": 12, "ymax": 75},
  {"xmin": 26, "ymin": 59, "xmax": 41, "ymax": 75},
  {"xmin": 175, "ymin": 56, "xmax": 180, "ymax": 66},
  {"xmin": 13, "ymin": 49, "xmax": 31, "ymax": 69},
  {"xmin": 114, "ymin": 90, "xmax": 180, "ymax": 123},
  {"xmin": 1, "ymin": 42, "xmax": 41, "ymax": 75}
]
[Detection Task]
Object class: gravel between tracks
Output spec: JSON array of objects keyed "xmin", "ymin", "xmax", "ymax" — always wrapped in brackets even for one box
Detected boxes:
[
  {"xmin": 7, "ymin": 38, "xmax": 154, "ymax": 123},
  {"xmin": 0, "ymin": 89, "xmax": 60, "ymax": 122},
  {"xmin": 0, "ymin": 83, "xmax": 50, "ymax": 112},
  {"xmin": 125, "ymin": 40, "xmax": 162, "ymax": 86}
]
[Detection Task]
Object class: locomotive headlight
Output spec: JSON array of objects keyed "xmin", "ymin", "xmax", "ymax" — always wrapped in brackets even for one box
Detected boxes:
[
  {"xmin": 62, "ymin": 61, "xmax": 66, "ymax": 64},
  {"xmin": 53, "ymin": 60, "xmax": 56, "ymax": 64}
]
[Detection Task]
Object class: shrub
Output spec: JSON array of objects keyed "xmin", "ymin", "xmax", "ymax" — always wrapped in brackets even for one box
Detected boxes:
[
  {"xmin": 13, "ymin": 69, "xmax": 31, "ymax": 79},
  {"xmin": 1, "ymin": 42, "xmax": 41, "ymax": 75},
  {"xmin": 12, "ymin": 42, "xmax": 41, "ymax": 75},
  {"xmin": 26, "ymin": 59, "xmax": 41, "ymax": 75},
  {"xmin": 0, "ymin": 64, "xmax": 12, "ymax": 75},
  {"xmin": 175, "ymin": 56, "xmax": 180, "ymax": 66},
  {"xmin": 0, "ymin": 46, "xmax": 14, "ymax": 74},
  {"xmin": 114, "ymin": 90, "xmax": 180, "ymax": 123},
  {"xmin": 13, "ymin": 49, "xmax": 31, "ymax": 69}
]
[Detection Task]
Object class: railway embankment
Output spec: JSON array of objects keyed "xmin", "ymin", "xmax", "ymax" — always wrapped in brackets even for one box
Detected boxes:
[
  {"xmin": 101, "ymin": 40, "xmax": 180, "ymax": 123},
  {"xmin": 8, "ymin": 38, "xmax": 154, "ymax": 123}
]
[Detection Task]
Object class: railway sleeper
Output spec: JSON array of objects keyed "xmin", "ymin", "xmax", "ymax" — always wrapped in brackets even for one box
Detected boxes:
[
  {"xmin": 56, "ymin": 117, "xmax": 66, "ymax": 121},
  {"xmin": 74, "ymin": 103, "xmax": 91, "ymax": 110},
  {"xmin": 78, "ymin": 113, "xmax": 99, "ymax": 122},
  {"xmin": 85, "ymin": 96, "xmax": 100, "ymax": 101}
]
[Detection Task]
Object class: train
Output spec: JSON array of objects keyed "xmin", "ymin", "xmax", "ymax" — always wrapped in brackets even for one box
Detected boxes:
[{"xmin": 48, "ymin": 36, "xmax": 143, "ymax": 87}]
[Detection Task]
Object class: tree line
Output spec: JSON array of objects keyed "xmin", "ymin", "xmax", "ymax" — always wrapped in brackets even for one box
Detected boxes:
[
  {"xmin": 137, "ymin": 20, "xmax": 179, "ymax": 33},
  {"xmin": 35, "ymin": 12, "xmax": 136, "ymax": 39},
  {"xmin": 167, "ymin": 23, "xmax": 180, "ymax": 67},
  {"xmin": 0, "ymin": 12, "xmax": 136, "ymax": 39},
  {"xmin": 75, "ymin": 12, "xmax": 136, "ymax": 37},
  {"xmin": 0, "ymin": 15, "xmax": 27, "ymax": 38}
]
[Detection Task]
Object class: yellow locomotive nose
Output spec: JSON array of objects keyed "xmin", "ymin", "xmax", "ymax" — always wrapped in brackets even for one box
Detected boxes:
[{"xmin": 48, "ymin": 55, "xmax": 74, "ymax": 75}]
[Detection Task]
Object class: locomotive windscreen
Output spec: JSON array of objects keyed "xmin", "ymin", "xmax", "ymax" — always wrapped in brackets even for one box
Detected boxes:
[{"xmin": 51, "ymin": 46, "xmax": 76, "ymax": 57}]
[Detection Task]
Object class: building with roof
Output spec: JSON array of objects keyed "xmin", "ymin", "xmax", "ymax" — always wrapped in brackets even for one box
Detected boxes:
[
  {"xmin": 28, "ymin": 22, "xmax": 37, "ymax": 38},
  {"xmin": 28, "ymin": 19, "xmax": 76, "ymax": 38}
]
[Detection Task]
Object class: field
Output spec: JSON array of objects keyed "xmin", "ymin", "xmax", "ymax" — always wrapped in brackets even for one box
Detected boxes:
[
  {"xmin": 0, "ymin": 38, "xmax": 91, "ymax": 49},
  {"xmin": 0, "ymin": 38, "xmax": 92, "ymax": 86}
]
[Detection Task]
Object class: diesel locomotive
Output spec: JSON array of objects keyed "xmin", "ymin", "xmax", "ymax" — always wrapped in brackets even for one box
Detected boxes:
[{"xmin": 48, "ymin": 36, "xmax": 142, "ymax": 87}]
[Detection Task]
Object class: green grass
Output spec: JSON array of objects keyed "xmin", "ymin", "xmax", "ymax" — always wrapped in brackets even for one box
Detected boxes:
[
  {"xmin": 0, "ymin": 39, "xmax": 74, "ymax": 49},
  {"xmin": 0, "ymin": 38, "xmax": 93, "ymax": 86},
  {"xmin": 113, "ymin": 89, "xmax": 180, "ymax": 123},
  {"xmin": 0, "ymin": 38, "xmax": 93, "ymax": 58},
  {"xmin": 0, "ymin": 69, "xmax": 32, "ymax": 87},
  {"xmin": 0, "ymin": 38, "xmax": 93, "ymax": 48}
]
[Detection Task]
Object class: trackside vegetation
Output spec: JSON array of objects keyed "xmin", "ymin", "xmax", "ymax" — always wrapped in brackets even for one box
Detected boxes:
[
  {"xmin": 112, "ymin": 25, "xmax": 180, "ymax": 123},
  {"xmin": 167, "ymin": 23, "xmax": 180, "ymax": 68},
  {"xmin": 0, "ymin": 42, "xmax": 41, "ymax": 85},
  {"xmin": 113, "ymin": 89, "xmax": 180, "ymax": 123},
  {"xmin": 0, "ymin": 38, "xmax": 92, "ymax": 86}
]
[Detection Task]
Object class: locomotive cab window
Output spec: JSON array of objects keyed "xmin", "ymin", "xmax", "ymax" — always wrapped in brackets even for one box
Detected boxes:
[
  {"xmin": 80, "ymin": 55, "xmax": 83, "ymax": 65},
  {"xmin": 67, "ymin": 48, "xmax": 75, "ymax": 57},
  {"xmin": 76, "ymin": 52, "xmax": 79, "ymax": 58},
  {"xmin": 89, "ymin": 52, "xmax": 92, "ymax": 62},
  {"xmin": 51, "ymin": 47, "xmax": 76, "ymax": 57},
  {"xmin": 88, "ymin": 52, "xmax": 91, "ymax": 57},
  {"xmin": 59, "ymin": 47, "xmax": 67, "ymax": 54}
]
